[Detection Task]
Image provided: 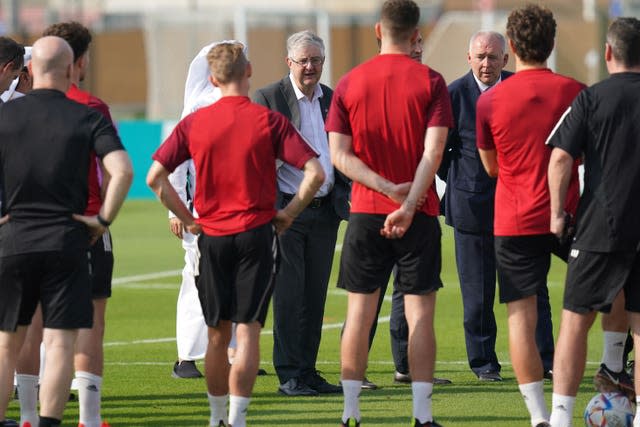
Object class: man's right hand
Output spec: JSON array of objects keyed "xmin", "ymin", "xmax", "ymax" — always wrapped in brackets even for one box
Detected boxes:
[
  {"xmin": 384, "ymin": 182, "xmax": 412, "ymax": 204},
  {"xmin": 169, "ymin": 217, "xmax": 184, "ymax": 239},
  {"xmin": 272, "ymin": 209, "xmax": 295, "ymax": 235}
]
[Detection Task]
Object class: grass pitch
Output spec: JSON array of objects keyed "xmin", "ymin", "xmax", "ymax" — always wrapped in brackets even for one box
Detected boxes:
[{"xmin": 5, "ymin": 200, "xmax": 611, "ymax": 426}]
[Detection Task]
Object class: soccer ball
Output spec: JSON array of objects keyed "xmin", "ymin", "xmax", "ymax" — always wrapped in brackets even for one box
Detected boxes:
[{"xmin": 584, "ymin": 391, "xmax": 634, "ymax": 427}]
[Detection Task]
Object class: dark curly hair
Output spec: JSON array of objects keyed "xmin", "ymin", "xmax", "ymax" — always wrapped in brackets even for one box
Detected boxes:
[
  {"xmin": 380, "ymin": 0, "xmax": 420, "ymax": 43},
  {"xmin": 0, "ymin": 37, "xmax": 24, "ymax": 71},
  {"xmin": 607, "ymin": 17, "xmax": 640, "ymax": 67},
  {"xmin": 506, "ymin": 4, "xmax": 555, "ymax": 64},
  {"xmin": 42, "ymin": 21, "xmax": 92, "ymax": 62}
]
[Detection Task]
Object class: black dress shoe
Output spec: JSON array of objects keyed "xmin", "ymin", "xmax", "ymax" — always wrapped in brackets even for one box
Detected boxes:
[
  {"xmin": 172, "ymin": 360, "xmax": 203, "ymax": 378},
  {"xmin": 394, "ymin": 371, "xmax": 452, "ymax": 385},
  {"xmin": 477, "ymin": 371, "xmax": 502, "ymax": 382},
  {"xmin": 361, "ymin": 377, "xmax": 378, "ymax": 390},
  {"xmin": 278, "ymin": 377, "xmax": 318, "ymax": 396},
  {"xmin": 305, "ymin": 371, "xmax": 342, "ymax": 394},
  {"xmin": 257, "ymin": 368, "xmax": 268, "ymax": 376}
]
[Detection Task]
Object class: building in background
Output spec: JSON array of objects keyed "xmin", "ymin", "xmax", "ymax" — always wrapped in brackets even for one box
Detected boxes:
[{"xmin": 0, "ymin": 0, "xmax": 635, "ymax": 119}]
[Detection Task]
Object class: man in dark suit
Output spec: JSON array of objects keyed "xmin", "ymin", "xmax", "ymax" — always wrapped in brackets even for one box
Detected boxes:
[
  {"xmin": 439, "ymin": 30, "xmax": 555, "ymax": 382},
  {"xmin": 253, "ymin": 30, "xmax": 349, "ymax": 396}
]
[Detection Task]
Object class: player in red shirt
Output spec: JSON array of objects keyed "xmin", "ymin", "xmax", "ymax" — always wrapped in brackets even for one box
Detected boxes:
[
  {"xmin": 147, "ymin": 42, "xmax": 324, "ymax": 427},
  {"xmin": 326, "ymin": 1, "xmax": 452, "ymax": 426},
  {"xmin": 476, "ymin": 5, "xmax": 583, "ymax": 427}
]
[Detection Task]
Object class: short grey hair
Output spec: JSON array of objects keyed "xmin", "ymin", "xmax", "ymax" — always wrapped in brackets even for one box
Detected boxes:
[
  {"xmin": 286, "ymin": 30, "xmax": 325, "ymax": 58},
  {"xmin": 468, "ymin": 31, "xmax": 506, "ymax": 53}
]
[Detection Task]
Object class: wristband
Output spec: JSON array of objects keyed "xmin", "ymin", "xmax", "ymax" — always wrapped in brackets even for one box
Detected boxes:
[{"xmin": 97, "ymin": 214, "xmax": 111, "ymax": 227}]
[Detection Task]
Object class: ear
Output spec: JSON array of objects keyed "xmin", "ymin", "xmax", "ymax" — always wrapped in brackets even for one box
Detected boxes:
[
  {"xmin": 604, "ymin": 42, "xmax": 613, "ymax": 62},
  {"xmin": 246, "ymin": 61, "xmax": 252, "ymax": 79},
  {"xmin": 66, "ymin": 63, "xmax": 72, "ymax": 80},
  {"xmin": 374, "ymin": 22, "xmax": 382, "ymax": 41},
  {"xmin": 27, "ymin": 61, "xmax": 33, "ymax": 77},
  {"xmin": 208, "ymin": 74, "xmax": 220, "ymax": 88},
  {"xmin": 502, "ymin": 52, "xmax": 509, "ymax": 67},
  {"xmin": 76, "ymin": 53, "xmax": 88, "ymax": 71},
  {"xmin": 285, "ymin": 56, "xmax": 293, "ymax": 68},
  {"xmin": 409, "ymin": 28, "xmax": 419, "ymax": 44},
  {"xmin": 508, "ymin": 38, "xmax": 516, "ymax": 54}
]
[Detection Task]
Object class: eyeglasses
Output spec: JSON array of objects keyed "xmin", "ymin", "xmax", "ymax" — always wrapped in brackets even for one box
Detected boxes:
[{"xmin": 289, "ymin": 56, "xmax": 324, "ymax": 67}]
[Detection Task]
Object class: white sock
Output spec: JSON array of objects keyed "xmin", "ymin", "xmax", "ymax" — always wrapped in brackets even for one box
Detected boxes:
[
  {"xmin": 634, "ymin": 396, "xmax": 640, "ymax": 427},
  {"xmin": 411, "ymin": 381, "xmax": 433, "ymax": 423},
  {"xmin": 601, "ymin": 331, "xmax": 626, "ymax": 372},
  {"xmin": 228, "ymin": 395, "xmax": 250, "ymax": 427},
  {"xmin": 549, "ymin": 393, "xmax": 575, "ymax": 427},
  {"xmin": 16, "ymin": 374, "xmax": 39, "ymax": 427},
  {"xmin": 207, "ymin": 393, "xmax": 228, "ymax": 426},
  {"xmin": 519, "ymin": 381, "xmax": 549, "ymax": 426},
  {"xmin": 76, "ymin": 371, "xmax": 103, "ymax": 427},
  {"xmin": 341, "ymin": 380, "xmax": 362, "ymax": 423}
]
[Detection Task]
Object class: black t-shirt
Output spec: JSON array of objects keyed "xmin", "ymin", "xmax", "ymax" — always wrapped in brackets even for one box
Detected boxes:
[
  {"xmin": 0, "ymin": 88, "xmax": 124, "ymax": 256},
  {"xmin": 547, "ymin": 72, "xmax": 640, "ymax": 252}
]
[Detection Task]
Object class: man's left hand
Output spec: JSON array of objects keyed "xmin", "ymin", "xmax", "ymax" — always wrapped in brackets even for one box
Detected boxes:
[
  {"xmin": 73, "ymin": 214, "xmax": 106, "ymax": 245},
  {"xmin": 380, "ymin": 206, "xmax": 414, "ymax": 239}
]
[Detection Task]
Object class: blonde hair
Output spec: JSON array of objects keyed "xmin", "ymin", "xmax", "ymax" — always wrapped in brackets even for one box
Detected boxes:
[{"xmin": 206, "ymin": 42, "xmax": 248, "ymax": 84}]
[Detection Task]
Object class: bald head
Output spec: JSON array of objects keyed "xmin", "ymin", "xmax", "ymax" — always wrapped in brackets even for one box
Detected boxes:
[{"xmin": 30, "ymin": 36, "xmax": 73, "ymax": 92}]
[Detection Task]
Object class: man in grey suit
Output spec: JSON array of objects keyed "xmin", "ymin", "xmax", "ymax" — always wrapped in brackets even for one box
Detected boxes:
[
  {"xmin": 253, "ymin": 30, "xmax": 349, "ymax": 396},
  {"xmin": 439, "ymin": 30, "xmax": 555, "ymax": 381}
]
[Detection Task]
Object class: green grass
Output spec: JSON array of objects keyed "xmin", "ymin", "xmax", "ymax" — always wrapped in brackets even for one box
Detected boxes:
[{"xmin": 5, "ymin": 200, "xmax": 612, "ymax": 426}]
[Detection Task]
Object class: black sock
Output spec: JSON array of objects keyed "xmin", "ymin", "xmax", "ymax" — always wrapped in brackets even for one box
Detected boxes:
[{"xmin": 39, "ymin": 417, "xmax": 61, "ymax": 427}]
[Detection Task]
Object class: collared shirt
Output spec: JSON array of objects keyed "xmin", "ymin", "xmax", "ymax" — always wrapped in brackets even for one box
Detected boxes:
[
  {"xmin": 277, "ymin": 74, "xmax": 334, "ymax": 197},
  {"xmin": 472, "ymin": 73, "xmax": 502, "ymax": 92}
]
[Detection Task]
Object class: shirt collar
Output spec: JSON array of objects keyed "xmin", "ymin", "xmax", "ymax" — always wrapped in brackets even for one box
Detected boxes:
[
  {"xmin": 473, "ymin": 72, "xmax": 502, "ymax": 92},
  {"xmin": 289, "ymin": 73, "xmax": 323, "ymax": 102}
]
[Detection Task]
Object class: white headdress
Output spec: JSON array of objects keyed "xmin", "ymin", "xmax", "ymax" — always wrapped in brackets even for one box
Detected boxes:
[
  {"xmin": 181, "ymin": 40, "xmax": 247, "ymax": 118},
  {"xmin": 1, "ymin": 46, "xmax": 32, "ymax": 102}
]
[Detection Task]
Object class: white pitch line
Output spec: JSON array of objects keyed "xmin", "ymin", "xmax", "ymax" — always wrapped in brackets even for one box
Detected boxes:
[{"xmin": 112, "ymin": 269, "xmax": 181, "ymax": 285}]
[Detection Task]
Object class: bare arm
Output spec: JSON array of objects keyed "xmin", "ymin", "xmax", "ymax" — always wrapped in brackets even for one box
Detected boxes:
[
  {"xmin": 381, "ymin": 126, "xmax": 448, "ymax": 239},
  {"xmin": 329, "ymin": 132, "xmax": 412, "ymax": 203},
  {"xmin": 166, "ymin": 160, "xmax": 192, "ymax": 239},
  {"xmin": 272, "ymin": 157, "xmax": 325, "ymax": 234},
  {"xmin": 548, "ymin": 147, "xmax": 574, "ymax": 237},
  {"xmin": 146, "ymin": 160, "xmax": 202, "ymax": 235},
  {"xmin": 478, "ymin": 148, "xmax": 499, "ymax": 178},
  {"xmin": 73, "ymin": 150, "xmax": 134, "ymax": 243}
]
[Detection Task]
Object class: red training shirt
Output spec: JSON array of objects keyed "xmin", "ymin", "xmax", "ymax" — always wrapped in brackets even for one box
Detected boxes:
[
  {"xmin": 153, "ymin": 96, "xmax": 317, "ymax": 236},
  {"xmin": 325, "ymin": 54, "xmax": 453, "ymax": 216},
  {"xmin": 67, "ymin": 83, "xmax": 116, "ymax": 216},
  {"xmin": 476, "ymin": 68, "xmax": 584, "ymax": 236}
]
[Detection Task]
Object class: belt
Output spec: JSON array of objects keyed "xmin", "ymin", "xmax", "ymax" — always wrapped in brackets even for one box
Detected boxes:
[{"xmin": 281, "ymin": 192, "xmax": 331, "ymax": 209}]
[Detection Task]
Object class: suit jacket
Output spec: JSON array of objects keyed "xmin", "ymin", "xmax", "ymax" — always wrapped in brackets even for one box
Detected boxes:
[
  {"xmin": 252, "ymin": 76, "xmax": 350, "ymax": 220},
  {"xmin": 438, "ymin": 70, "xmax": 513, "ymax": 233}
]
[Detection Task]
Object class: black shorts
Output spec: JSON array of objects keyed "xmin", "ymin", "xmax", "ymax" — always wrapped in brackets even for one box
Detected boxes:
[
  {"xmin": 337, "ymin": 213, "xmax": 442, "ymax": 295},
  {"xmin": 564, "ymin": 249, "xmax": 640, "ymax": 314},
  {"xmin": 89, "ymin": 229, "xmax": 114, "ymax": 299},
  {"xmin": 0, "ymin": 250, "xmax": 93, "ymax": 331},
  {"xmin": 495, "ymin": 234, "xmax": 557, "ymax": 303},
  {"xmin": 195, "ymin": 223, "xmax": 278, "ymax": 327}
]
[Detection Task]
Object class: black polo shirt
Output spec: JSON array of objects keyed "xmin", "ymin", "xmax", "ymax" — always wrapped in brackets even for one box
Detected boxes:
[
  {"xmin": 0, "ymin": 88, "xmax": 124, "ymax": 256},
  {"xmin": 547, "ymin": 72, "xmax": 640, "ymax": 252}
]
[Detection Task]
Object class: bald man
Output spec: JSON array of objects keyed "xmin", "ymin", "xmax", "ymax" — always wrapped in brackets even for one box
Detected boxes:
[{"xmin": 0, "ymin": 36, "xmax": 132, "ymax": 427}]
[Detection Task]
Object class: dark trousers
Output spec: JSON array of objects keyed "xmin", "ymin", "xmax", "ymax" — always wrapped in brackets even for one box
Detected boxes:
[
  {"xmin": 455, "ymin": 228, "xmax": 555, "ymax": 375},
  {"xmin": 272, "ymin": 202, "xmax": 340, "ymax": 384},
  {"xmin": 454, "ymin": 229, "xmax": 501, "ymax": 375}
]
